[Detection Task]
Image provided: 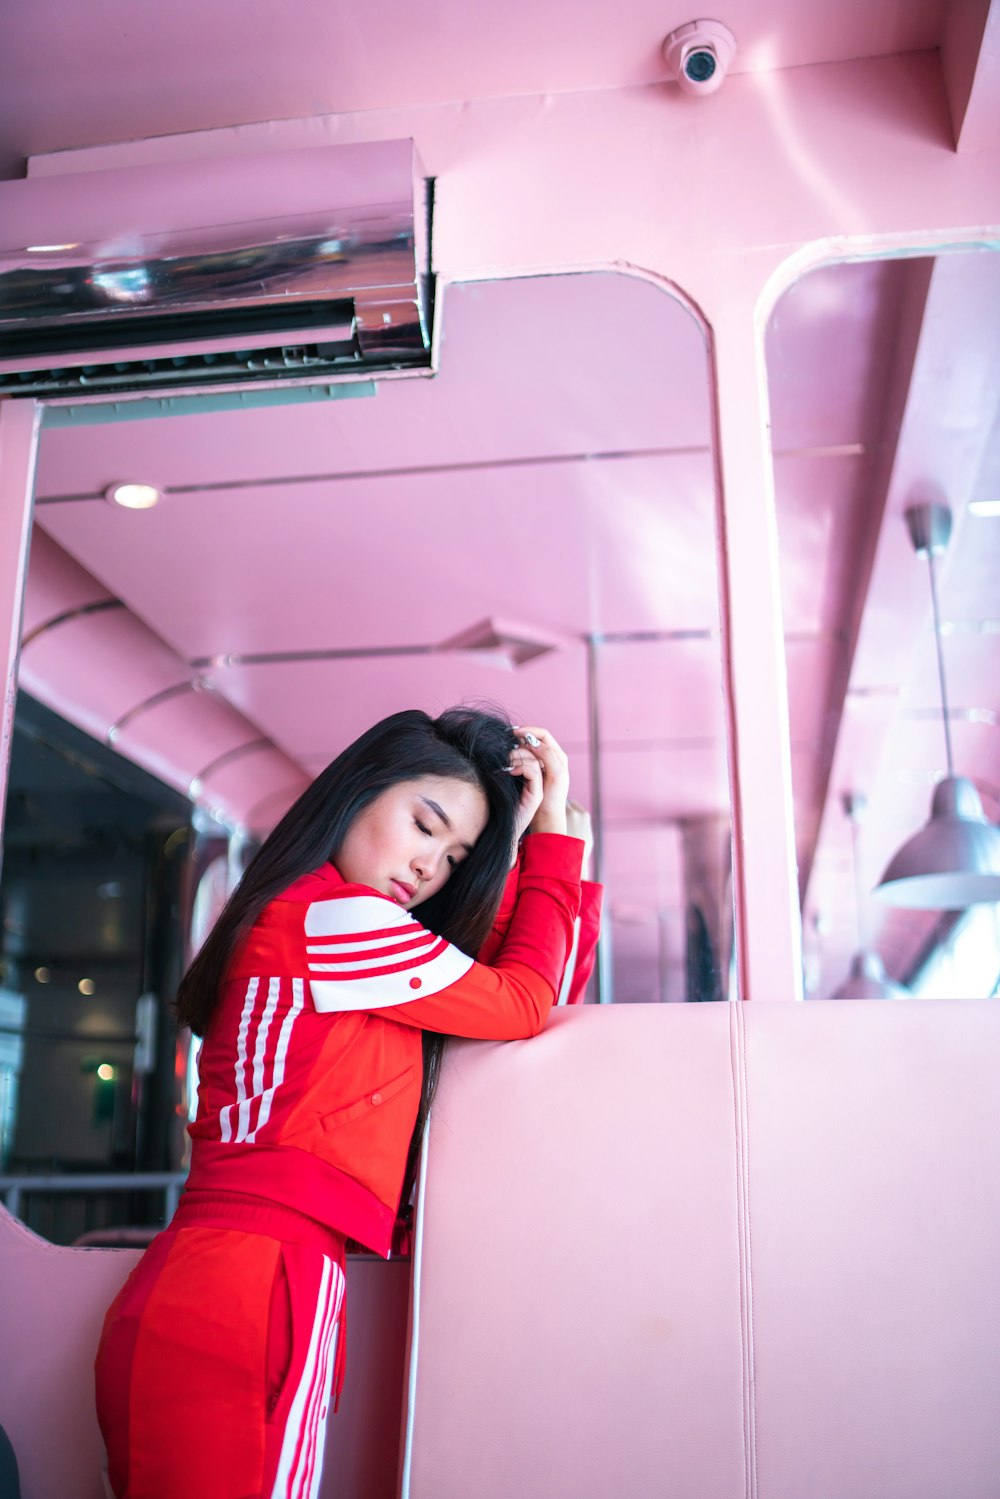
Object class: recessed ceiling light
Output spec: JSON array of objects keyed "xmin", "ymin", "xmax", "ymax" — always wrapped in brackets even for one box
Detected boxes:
[
  {"xmin": 968, "ymin": 499, "xmax": 1000, "ymax": 518},
  {"xmin": 78, "ymin": 978, "xmax": 95, "ymax": 995},
  {"xmin": 105, "ymin": 481, "xmax": 162, "ymax": 510}
]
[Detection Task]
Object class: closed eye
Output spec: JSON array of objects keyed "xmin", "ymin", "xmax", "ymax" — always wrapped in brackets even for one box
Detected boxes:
[{"xmin": 415, "ymin": 814, "xmax": 462, "ymax": 871}]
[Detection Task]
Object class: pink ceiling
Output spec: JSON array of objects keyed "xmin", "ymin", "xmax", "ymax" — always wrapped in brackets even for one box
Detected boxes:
[
  {"xmin": 19, "ymin": 529, "xmax": 309, "ymax": 828},
  {"xmin": 37, "ymin": 453, "xmax": 718, "ymax": 654},
  {"xmin": 0, "ymin": 2, "xmax": 949, "ymax": 181}
]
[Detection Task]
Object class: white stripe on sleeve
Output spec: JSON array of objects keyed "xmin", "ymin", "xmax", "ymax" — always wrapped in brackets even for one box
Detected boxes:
[
  {"xmin": 247, "ymin": 977, "xmax": 304, "ymax": 1143},
  {"xmin": 557, "ymin": 916, "xmax": 582, "ymax": 1005},
  {"xmin": 219, "ymin": 975, "xmax": 258, "ymax": 1142},
  {"xmin": 240, "ymin": 975, "xmax": 280, "ymax": 1142}
]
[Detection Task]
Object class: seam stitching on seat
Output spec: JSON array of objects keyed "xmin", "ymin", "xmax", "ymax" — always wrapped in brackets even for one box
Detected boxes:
[
  {"xmin": 740, "ymin": 1001, "xmax": 758, "ymax": 1499},
  {"xmin": 730, "ymin": 1000, "xmax": 758, "ymax": 1499}
]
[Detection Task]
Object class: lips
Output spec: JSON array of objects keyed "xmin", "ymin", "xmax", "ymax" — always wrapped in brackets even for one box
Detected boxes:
[{"xmin": 390, "ymin": 879, "xmax": 416, "ymax": 902}]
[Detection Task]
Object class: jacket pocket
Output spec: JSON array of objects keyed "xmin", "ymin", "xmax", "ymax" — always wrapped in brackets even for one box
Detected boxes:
[{"xmin": 318, "ymin": 1064, "xmax": 416, "ymax": 1133}]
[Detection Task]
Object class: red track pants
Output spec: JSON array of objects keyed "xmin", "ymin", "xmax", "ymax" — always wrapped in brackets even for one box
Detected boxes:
[{"xmin": 95, "ymin": 1194, "xmax": 347, "ymax": 1499}]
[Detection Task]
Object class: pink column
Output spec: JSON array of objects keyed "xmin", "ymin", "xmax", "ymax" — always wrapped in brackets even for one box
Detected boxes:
[
  {"xmin": 0, "ymin": 399, "xmax": 40, "ymax": 859},
  {"xmin": 709, "ymin": 300, "xmax": 802, "ymax": 1001}
]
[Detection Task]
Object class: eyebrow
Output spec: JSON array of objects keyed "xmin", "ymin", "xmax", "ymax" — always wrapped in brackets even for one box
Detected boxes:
[{"xmin": 419, "ymin": 796, "xmax": 474, "ymax": 854}]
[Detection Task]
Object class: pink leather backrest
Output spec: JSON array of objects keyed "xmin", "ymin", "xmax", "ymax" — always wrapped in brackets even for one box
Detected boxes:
[
  {"xmin": 405, "ymin": 1002, "xmax": 1000, "ymax": 1499},
  {"xmin": 0, "ymin": 1212, "xmax": 141, "ymax": 1498},
  {"xmin": 0, "ymin": 1208, "xmax": 408, "ymax": 1499}
]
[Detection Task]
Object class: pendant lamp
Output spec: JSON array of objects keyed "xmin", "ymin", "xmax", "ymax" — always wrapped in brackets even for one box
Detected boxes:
[
  {"xmin": 831, "ymin": 793, "xmax": 908, "ymax": 999},
  {"xmin": 873, "ymin": 503, "xmax": 1000, "ymax": 909}
]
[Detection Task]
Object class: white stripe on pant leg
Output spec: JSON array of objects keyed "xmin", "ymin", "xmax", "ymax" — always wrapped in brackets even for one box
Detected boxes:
[
  {"xmin": 271, "ymin": 1258, "xmax": 337, "ymax": 1498},
  {"xmin": 293, "ymin": 1287, "xmax": 336, "ymax": 1499},
  {"xmin": 271, "ymin": 1258, "xmax": 332, "ymax": 1498},
  {"xmin": 310, "ymin": 1270, "xmax": 345, "ymax": 1496},
  {"xmin": 300, "ymin": 1285, "xmax": 342, "ymax": 1498},
  {"xmin": 307, "ymin": 1319, "xmax": 341, "ymax": 1493},
  {"xmin": 294, "ymin": 1261, "xmax": 345, "ymax": 1499}
]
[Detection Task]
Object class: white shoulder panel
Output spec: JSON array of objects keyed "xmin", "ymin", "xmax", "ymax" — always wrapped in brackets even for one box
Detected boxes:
[
  {"xmin": 305, "ymin": 894, "xmax": 474, "ymax": 1013},
  {"xmin": 304, "ymin": 893, "xmax": 415, "ymax": 939}
]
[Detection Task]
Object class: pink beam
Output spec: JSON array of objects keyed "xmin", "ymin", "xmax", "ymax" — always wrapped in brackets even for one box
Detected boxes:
[
  {"xmin": 0, "ymin": 398, "xmax": 40, "ymax": 870},
  {"xmin": 942, "ymin": 0, "xmax": 1000, "ymax": 153},
  {"xmin": 710, "ymin": 298, "xmax": 803, "ymax": 1002}
]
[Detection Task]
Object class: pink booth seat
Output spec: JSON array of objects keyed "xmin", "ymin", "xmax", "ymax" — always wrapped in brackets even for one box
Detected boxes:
[
  {"xmin": 0, "ymin": 1210, "xmax": 142, "ymax": 1497},
  {"xmin": 405, "ymin": 1001, "xmax": 1000, "ymax": 1499},
  {"xmin": 0, "ymin": 1205, "xmax": 409, "ymax": 1498}
]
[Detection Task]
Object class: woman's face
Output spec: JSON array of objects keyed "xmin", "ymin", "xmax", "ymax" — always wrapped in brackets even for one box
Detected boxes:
[{"xmin": 336, "ymin": 775, "xmax": 490, "ymax": 911}]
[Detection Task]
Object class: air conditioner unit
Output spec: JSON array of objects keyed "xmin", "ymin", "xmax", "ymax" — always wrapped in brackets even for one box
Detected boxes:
[{"xmin": 0, "ymin": 141, "xmax": 433, "ymax": 400}]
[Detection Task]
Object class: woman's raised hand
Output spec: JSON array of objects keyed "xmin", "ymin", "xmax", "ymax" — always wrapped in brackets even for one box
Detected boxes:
[{"xmin": 508, "ymin": 726, "xmax": 571, "ymax": 840}]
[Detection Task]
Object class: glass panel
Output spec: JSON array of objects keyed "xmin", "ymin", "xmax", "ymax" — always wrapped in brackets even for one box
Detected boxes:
[
  {"xmin": 767, "ymin": 251, "xmax": 1000, "ymax": 1000},
  {"xmin": 3, "ymin": 271, "xmax": 738, "ymax": 1238}
]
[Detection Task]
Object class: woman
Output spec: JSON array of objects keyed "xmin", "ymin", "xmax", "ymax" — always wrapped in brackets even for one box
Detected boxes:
[{"xmin": 95, "ymin": 706, "xmax": 592, "ymax": 1499}]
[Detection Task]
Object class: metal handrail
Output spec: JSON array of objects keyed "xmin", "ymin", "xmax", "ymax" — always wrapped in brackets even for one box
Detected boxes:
[{"xmin": 0, "ymin": 1171, "xmax": 186, "ymax": 1223}]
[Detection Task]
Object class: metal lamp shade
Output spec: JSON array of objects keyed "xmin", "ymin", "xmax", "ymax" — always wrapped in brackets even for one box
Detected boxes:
[
  {"xmin": 874, "ymin": 775, "xmax": 1000, "ymax": 909},
  {"xmin": 830, "ymin": 949, "xmax": 909, "ymax": 1000}
]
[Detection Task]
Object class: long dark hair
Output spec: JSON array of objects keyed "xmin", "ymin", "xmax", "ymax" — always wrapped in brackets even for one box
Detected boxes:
[{"xmin": 176, "ymin": 706, "xmax": 521, "ymax": 1168}]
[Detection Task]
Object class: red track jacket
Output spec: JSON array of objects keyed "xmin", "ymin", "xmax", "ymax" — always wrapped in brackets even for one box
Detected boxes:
[{"xmin": 187, "ymin": 833, "xmax": 599, "ymax": 1255}]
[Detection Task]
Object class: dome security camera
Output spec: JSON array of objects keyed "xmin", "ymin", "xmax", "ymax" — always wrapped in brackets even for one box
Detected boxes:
[{"xmin": 662, "ymin": 20, "xmax": 736, "ymax": 96}]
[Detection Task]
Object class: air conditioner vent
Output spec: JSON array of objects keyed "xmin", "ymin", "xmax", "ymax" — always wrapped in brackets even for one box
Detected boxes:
[
  {"xmin": 0, "ymin": 297, "xmax": 358, "ymax": 362},
  {"xmin": 0, "ymin": 140, "xmax": 434, "ymax": 401},
  {"xmin": 4, "ymin": 337, "xmax": 378, "ymax": 398}
]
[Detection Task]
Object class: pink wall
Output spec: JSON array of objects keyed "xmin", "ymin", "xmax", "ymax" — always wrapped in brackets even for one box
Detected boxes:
[{"xmin": 406, "ymin": 1002, "xmax": 1000, "ymax": 1498}]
